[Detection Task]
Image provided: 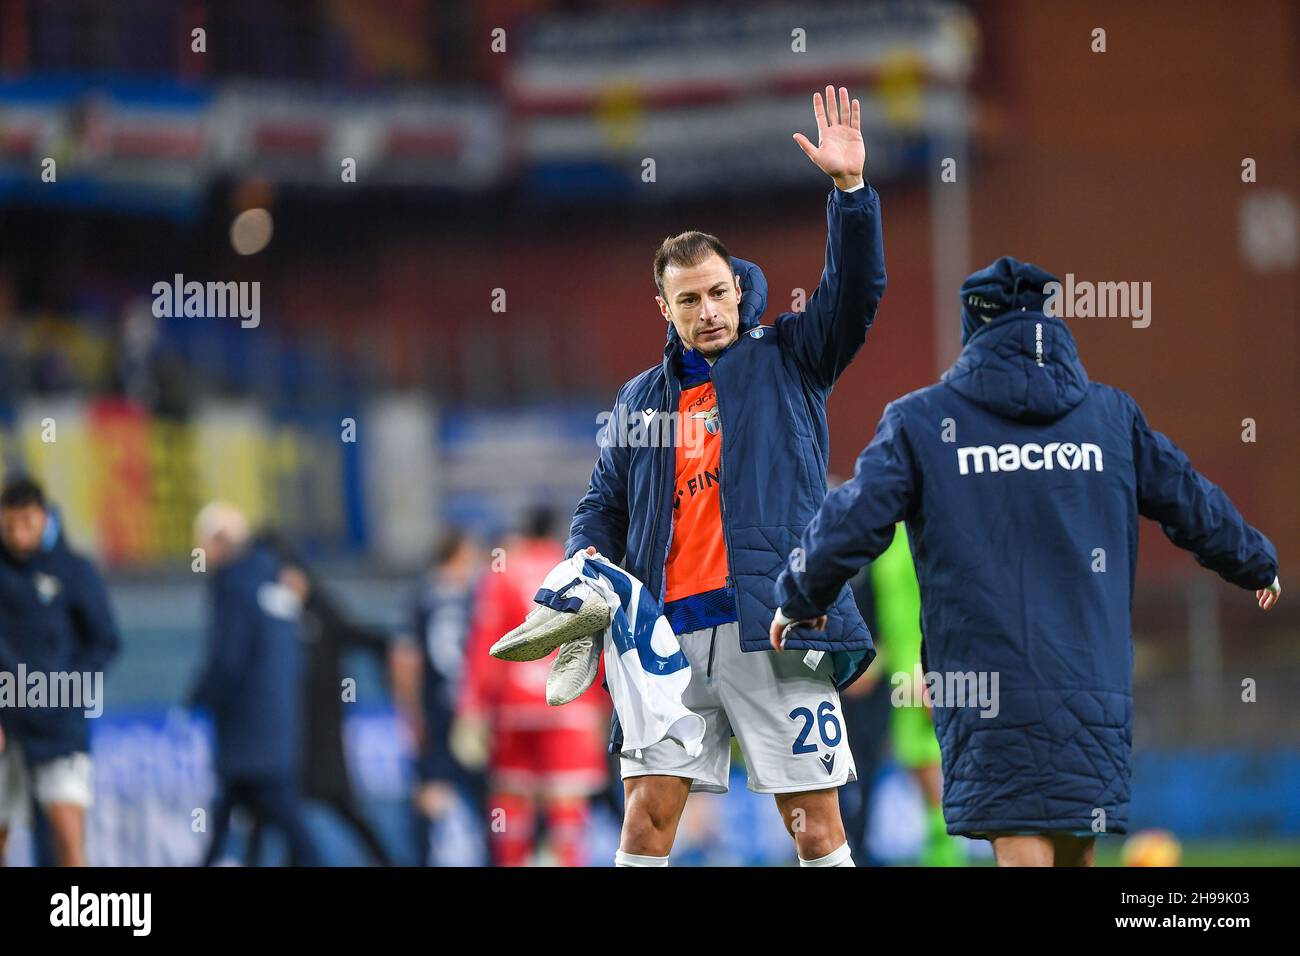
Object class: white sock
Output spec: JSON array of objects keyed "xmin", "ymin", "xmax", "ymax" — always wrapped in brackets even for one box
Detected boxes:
[
  {"xmin": 615, "ymin": 850, "xmax": 670, "ymax": 867},
  {"xmin": 799, "ymin": 842, "xmax": 854, "ymax": 867}
]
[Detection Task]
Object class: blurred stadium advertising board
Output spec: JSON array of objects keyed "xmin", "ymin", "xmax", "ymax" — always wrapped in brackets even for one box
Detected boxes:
[
  {"xmin": 0, "ymin": 77, "xmax": 503, "ymax": 215},
  {"xmin": 0, "ymin": 78, "xmax": 213, "ymax": 217},
  {"xmin": 509, "ymin": 0, "xmax": 977, "ymax": 196},
  {"xmin": 72, "ymin": 708, "xmax": 410, "ymax": 867},
  {"xmin": 208, "ymin": 85, "xmax": 505, "ymax": 190},
  {"xmin": 0, "ymin": 2, "xmax": 974, "ymax": 211},
  {"xmin": 0, "ymin": 396, "xmax": 595, "ymax": 568},
  {"xmin": 3, "ymin": 397, "xmax": 366, "ymax": 566},
  {"xmin": 439, "ymin": 404, "xmax": 608, "ymax": 539}
]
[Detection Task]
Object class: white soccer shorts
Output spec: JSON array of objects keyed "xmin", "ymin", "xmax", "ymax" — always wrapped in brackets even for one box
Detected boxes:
[
  {"xmin": 620, "ymin": 620, "xmax": 856, "ymax": 793},
  {"xmin": 0, "ymin": 740, "xmax": 93, "ymax": 827}
]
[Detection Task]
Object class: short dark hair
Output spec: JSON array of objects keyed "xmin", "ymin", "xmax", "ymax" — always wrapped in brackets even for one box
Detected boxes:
[
  {"xmin": 432, "ymin": 528, "xmax": 468, "ymax": 567},
  {"xmin": 0, "ymin": 476, "xmax": 46, "ymax": 511},
  {"xmin": 653, "ymin": 231, "xmax": 731, "ymax": 297},
  {"xmin": 522, "ymin": 506, "xmax": 558, "ymax": 541}
]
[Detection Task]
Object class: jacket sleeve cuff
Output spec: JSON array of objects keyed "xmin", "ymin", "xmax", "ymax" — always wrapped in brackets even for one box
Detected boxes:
[
  {"xmin": 781, "ymin": 593, "xmax": 827, "ymax": 621},
  {"xmin": 775, "ymin": 572, "xmax": 828, "ymax": 621},
  {"xmin": 831, "ymin": 182, "xmax": 876, "ymax": 208}
]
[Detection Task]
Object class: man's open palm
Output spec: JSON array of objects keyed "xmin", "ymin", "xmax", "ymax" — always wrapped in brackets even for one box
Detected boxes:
[{"xmin": 793, "ymin": 86, "xmax": 866, "ymax": 190}]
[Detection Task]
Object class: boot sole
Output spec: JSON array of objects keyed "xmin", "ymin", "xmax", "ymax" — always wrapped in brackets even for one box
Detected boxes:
[{"xmin": 489, "ymin": 602, "xmax": 611, "ymax": 662}]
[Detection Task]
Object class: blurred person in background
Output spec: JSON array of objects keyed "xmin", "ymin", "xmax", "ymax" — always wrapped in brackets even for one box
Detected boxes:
[
  {"xmin": 28, "ymin": 499, "xmax": 103, "ymax": 868},
  {"xmin": 189, "ymin": 502, "xmax": 320, "ymax": 867},
  {"xmin": 775, "ymin": 256, "xmax": 1282, "ymax": 867},
  {"xmin": 837, "ymin": 564, "xmax": 892, "ymax": 866},
  {"xmin": 456, "ymin": 509, "xmax": 610, "ymax": 866},
  {"xmin": 871, "ymin": 523, "xmax": 965, "ymax": 867},
  {"xmin": 110, "ymin": 300, "xmax": 193, "ymax": 420},
  {"xmin": 245, "ymin": 542, "xmax": 394, "ymax": 866},
  {"xmin": 393, "ymin": 529, "xmax": 488, "ymax": 866},
  {"xmin": 0, "ymin": 476, "xmax": 120, "ymax": 866}
]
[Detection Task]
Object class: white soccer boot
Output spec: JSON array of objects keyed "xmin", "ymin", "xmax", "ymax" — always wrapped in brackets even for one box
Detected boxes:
[
  {"xmin": 546, "ymin": 635, "xmax": 603, "ymax": 706},
  {"xmin": 489, "ymin": 588, "xmax": 611, "ymax": 662}
]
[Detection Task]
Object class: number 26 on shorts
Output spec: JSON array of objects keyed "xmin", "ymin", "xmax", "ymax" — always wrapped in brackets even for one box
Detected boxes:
[{"xmin": 789, "ymin": 700, "xmax": 842, "ymax": 754}]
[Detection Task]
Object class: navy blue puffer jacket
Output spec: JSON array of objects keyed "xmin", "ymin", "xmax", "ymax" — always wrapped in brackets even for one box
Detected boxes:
[
  {"xmin": 0, "ymin": 521, "xmax": 120, "ymax": 764},
  {"xmin": 567, "ymin": 185, "xmax": 887, "ymax": 687},
  {"xmin": 776, "ymin": 260, "xmax": 1278, "ymax": 835}
]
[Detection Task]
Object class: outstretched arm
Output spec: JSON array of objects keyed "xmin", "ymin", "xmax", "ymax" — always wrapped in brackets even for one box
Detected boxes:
[
  {"xmin": 1130, "ymin": 397, "xmax": 1280, "ymax": 608},
  {"xmin": 772, "ymin": 403, "xmax": 917, "ymax": 647},
  {"xmin": 780, "ymin": 86, "xmax": 887, "ymax": 390}
]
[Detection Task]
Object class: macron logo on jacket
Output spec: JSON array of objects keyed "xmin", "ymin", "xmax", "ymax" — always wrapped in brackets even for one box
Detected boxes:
[{"xmin": 956, "ymin": 440, "xmax": 1103, "ymax": 476}]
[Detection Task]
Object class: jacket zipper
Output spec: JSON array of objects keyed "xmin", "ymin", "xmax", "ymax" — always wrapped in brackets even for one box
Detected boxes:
[
  {"xmin": 706, "ymin": 625, "xmax": 718, "ymax": 679},
  {"xmin": 711, "ymin": 355, "xmax": 738, "ymax": 607},
  {"xmin": 652, "ymin": 375, "xmax": 675, "ymax": 604}
]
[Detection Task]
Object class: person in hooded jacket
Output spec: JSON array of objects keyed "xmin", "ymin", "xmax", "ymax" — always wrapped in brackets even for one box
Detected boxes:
[
  {"xmin": 774, "ymin": 256, "xmax": 1281, "ymax": 867},
  {"xmin": 0, "ymin": 477, "xmax": 120, "ymax": 866}
]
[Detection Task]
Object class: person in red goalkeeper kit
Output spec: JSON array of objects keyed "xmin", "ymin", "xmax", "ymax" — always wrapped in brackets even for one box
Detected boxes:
[{"xmin": 455, "ymin": 508, "xmax": 610, "ymax": 866}]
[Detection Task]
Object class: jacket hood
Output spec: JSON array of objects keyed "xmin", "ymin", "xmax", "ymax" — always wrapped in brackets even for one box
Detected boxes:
[
  {"xmin": 942, "ymin": 312, "xmax": 1090, "ymax": 423},
  {"xmin": 664, "ymin": 255, "xmax": 768, "ymax": 356},
  {"xmin": 959, "ymin": 256, "xmax": 1059, "ymax": 345},
  {"xmin": 40, "ymin": 507, "xmax": 64, "ymax": 554}
]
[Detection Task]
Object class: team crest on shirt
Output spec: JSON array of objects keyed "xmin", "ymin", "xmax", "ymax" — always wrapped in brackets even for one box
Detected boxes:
[
  {"xmin": 33, "ymin": 572, "xmax": 62, "ymax": 604},
  {"xmin": 690, "ymin": 407, "xmax": 720, "ymax": 436},
  {"xmin": 748, "ymin": 327, "xmax": 765, "ymax": 339}
]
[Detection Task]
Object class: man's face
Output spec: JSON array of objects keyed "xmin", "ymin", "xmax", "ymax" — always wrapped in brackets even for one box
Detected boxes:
[
  {"xmin": 1, "ymin": 504, "xmax": 47, "ymax": 560},
  {"xmin": 657, "ymin": 253, "xmax": 742, "ymax": 358}
]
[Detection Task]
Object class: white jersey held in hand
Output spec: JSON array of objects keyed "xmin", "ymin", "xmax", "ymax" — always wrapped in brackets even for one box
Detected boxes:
[{"xmin": 531, "ymin": 553, "xmax": 706, "ymax": 758}]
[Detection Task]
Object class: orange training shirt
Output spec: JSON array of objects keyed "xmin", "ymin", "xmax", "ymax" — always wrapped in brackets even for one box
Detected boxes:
[{"xmin": 663, "ymin": 379, "xmax": 729, "ymax": 603}]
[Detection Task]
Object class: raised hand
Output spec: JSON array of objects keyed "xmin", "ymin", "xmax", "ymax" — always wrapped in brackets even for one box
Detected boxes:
[{"xmin": 793, "ymin": 86, "xmax": 866, "ymax": 191}]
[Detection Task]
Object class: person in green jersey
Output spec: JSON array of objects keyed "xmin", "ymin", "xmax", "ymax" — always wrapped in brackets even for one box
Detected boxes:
[{"xmin": 872, "ymin": 523, "xmax": 966, "ymax": 867}]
